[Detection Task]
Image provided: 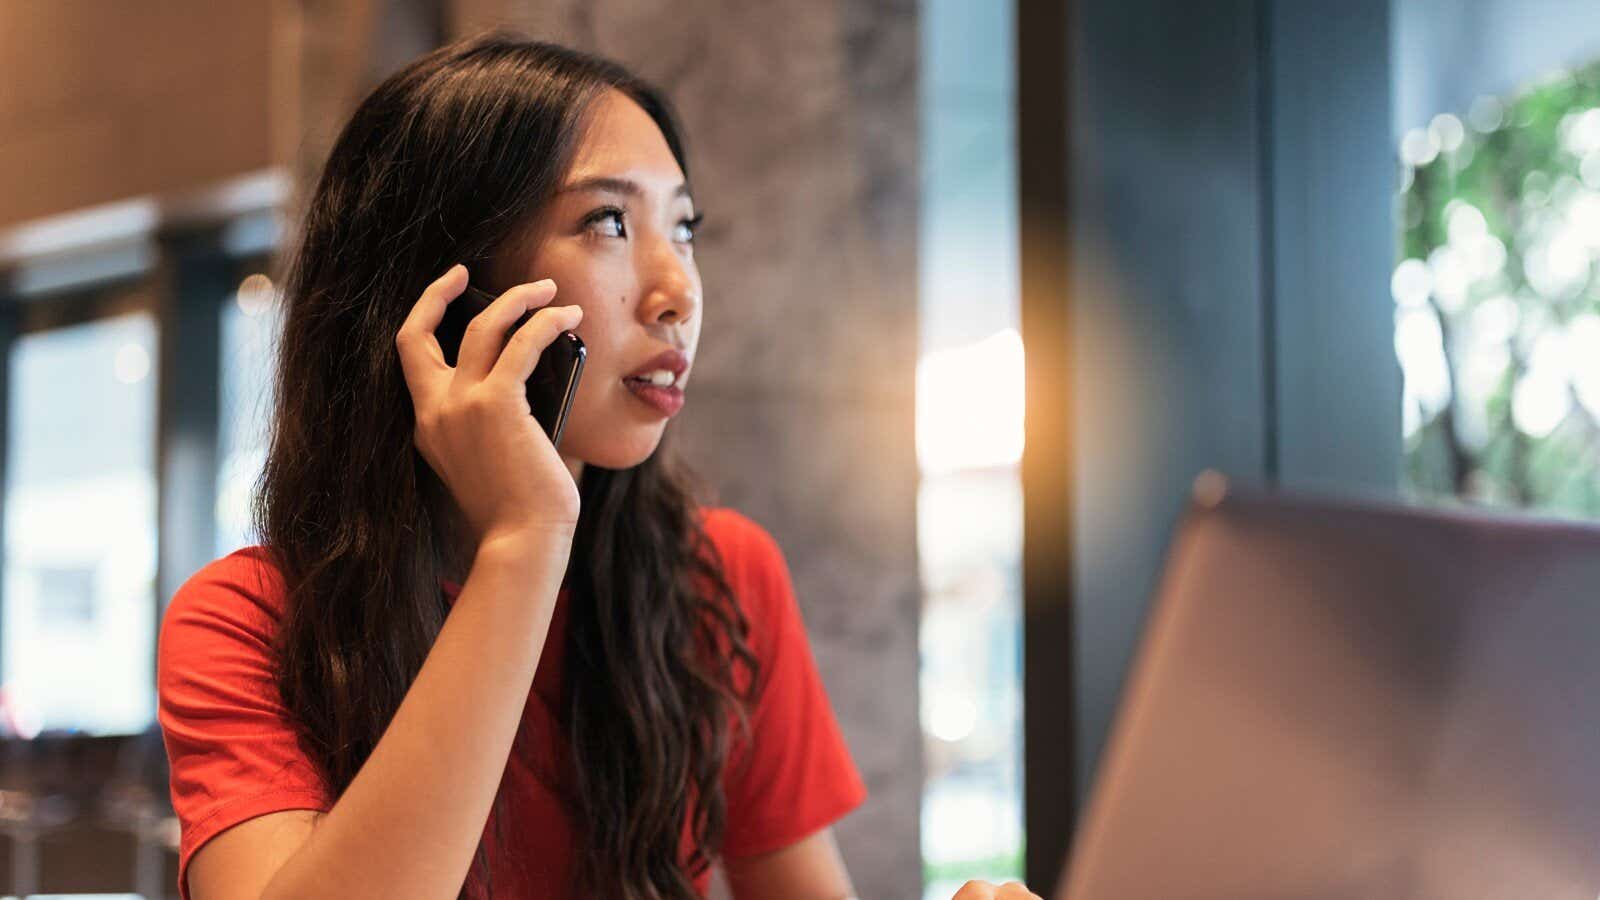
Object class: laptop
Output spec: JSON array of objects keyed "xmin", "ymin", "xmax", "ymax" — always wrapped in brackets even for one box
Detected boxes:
[{"xmin": 1059, "ymin": 472, "xmax": 1600, "ymax": 900}]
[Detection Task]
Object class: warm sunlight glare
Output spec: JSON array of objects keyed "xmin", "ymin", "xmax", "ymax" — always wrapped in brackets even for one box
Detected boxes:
[{"xmin": 916, "ymin": 329, "xmax": 1025, "ymax": 475}]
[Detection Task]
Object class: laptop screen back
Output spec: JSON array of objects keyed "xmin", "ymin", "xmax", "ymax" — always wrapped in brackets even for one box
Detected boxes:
[{"xmin": 1061, "ymin": 483, "xmax": 1600, "ymax": 900}]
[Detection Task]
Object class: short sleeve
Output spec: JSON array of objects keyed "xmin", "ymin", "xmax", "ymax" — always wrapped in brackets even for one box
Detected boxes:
[
  {"xmin": 156, "ymin": 548, "xmax": 332, "ymax": 900},
  {"xmin": 711, "ymin": 511, "xmax": 868, "ymax": 859}
]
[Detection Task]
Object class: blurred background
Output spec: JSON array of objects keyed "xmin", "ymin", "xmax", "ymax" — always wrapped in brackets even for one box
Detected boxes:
[{"xmin": 0, "ymin": 0, "xmax": 1596, "ymax": 898}]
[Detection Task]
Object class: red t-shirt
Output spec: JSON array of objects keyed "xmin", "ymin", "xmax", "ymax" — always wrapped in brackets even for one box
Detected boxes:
[{"xmin": 157, "ymin": 507, "xmax": 867, "ymax": 899}]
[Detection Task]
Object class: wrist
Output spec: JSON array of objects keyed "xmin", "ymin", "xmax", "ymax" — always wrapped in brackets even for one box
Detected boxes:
[{"xmin": 475, "ymin": 524, "xmax": 575, "ymax": 563}]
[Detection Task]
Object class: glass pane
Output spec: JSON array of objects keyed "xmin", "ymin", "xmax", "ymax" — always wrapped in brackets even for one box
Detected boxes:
[
  {"xmin": 3, "ymin": 311, "xmax": 159, "ymax": 736},
  {"xmin": 216, "ymin": 273, "xmax": 283, "ymax": 557},
  {"xmin": 1397, "ymin": 60, "xmax": 1600, "ymax": 515},
  {"xmin": 919, "ymin": 469, "xmax": 1024, "ymax": 893},
  {"xmin": 918, "ymin": 0, "xmax": 1024, "ymax": 893}
]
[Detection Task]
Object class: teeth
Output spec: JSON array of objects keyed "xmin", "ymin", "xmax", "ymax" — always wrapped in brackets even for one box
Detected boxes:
[{"xmin": 631, "ymin": 369, "xmax": 677, "ymax": 387}]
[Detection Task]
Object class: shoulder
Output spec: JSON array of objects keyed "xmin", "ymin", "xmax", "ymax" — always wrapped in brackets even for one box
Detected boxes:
[
  {"xmin": 696, "ymin": 507, "xmax": 805, "ymax": 651},
  {"xmin": 162, "ymin": 546, "xmax": 288, "ymax": 630},
  {"xmin": 697, "ymin": 507, "xmax": 796, "ymax": 607},
  {"xmin": 158, "ymin": 546, "xmax": 289, "ymax": 674},
  {"xmin": 699, "ymin": 507, "xmax": 788, "ymax": 576}
]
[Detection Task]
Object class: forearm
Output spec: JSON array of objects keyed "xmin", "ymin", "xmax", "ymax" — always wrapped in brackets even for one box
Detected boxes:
[{"xmin": 261, "ymin": 532, "xmax": 570, "ymax": 900}]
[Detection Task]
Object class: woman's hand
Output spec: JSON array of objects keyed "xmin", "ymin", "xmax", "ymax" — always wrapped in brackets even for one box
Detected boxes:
[
  {"xmin": 395, "ymin": 263, "xmax": 585, "ymax": 545},
  {"xmin": 950, "ymin": 880, "xmax": 1045, "ymax": 900}
]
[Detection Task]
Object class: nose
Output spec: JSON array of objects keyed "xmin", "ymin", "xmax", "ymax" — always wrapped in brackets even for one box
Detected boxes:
[{"xmin": 636, "ymin": 240, "xmax": 699, "ymax": 329}]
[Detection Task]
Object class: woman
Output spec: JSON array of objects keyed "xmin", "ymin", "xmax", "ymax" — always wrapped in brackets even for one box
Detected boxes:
[{"xmin": 157, "ymin": 30, "xmax": 1039, "ymax": 900}]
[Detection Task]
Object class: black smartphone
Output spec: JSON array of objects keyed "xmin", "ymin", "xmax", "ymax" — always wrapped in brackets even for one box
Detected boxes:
[{"xmin": 434, "ymin": 283, "xmax": 587, "ymax": 449}]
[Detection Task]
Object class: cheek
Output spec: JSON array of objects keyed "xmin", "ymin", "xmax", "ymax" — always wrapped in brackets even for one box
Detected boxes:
[
  {"xmin": 538, "ymin": 274, "xmax": 632, "ymax": 357},
  {"xmin": 567, "ymin": 307, "xmax": 626, "ymax": 375},
  {"xmin": 532, "ymin": 247, "xmax": 614, "ymax": 311}
]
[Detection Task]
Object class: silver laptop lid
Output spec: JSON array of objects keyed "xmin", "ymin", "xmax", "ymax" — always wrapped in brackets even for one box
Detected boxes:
[{"xmin": 1061, "ymin": 474, "xmax": 1600, "ymax": 900}]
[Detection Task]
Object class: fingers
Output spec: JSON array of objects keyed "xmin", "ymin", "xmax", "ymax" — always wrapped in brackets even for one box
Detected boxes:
[
  {"xmin": 456, "ymin": 278, "xmax": 560, "ymax": 382},
  {"xmin": 395, "ymin": 263, "xmax": 470, "ymax": 408},
  {"xmin": 951, "ymin": 880, "xmax": 1043, "ymax": 900},
  {"xmin": 489, "ymin": 303, "xmax": 584, "ymax": 388}
]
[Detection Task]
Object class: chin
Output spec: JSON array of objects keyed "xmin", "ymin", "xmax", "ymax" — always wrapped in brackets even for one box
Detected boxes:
[{"xmin": 562, "ymin": 423, "xmax": 667, "ymax": 471}]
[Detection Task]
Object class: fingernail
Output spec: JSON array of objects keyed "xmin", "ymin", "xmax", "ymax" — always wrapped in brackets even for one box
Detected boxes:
[{"xmin": 449, "ymin": 263, "xmax": 466, "ymax": 277}]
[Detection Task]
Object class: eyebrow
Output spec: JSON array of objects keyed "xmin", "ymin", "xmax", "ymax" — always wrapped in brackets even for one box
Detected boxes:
[{"xmin": 557, "ymin": 175, "xmax": 691, "ymax": 200}]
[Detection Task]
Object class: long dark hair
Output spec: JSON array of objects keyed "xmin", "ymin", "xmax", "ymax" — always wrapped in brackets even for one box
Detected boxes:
[{"xmin": 254, "ymin": 31, "xmax": 758, "ymax": 899}]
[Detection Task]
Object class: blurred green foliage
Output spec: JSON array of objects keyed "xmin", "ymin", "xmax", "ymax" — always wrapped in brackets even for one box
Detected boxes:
[{"xmin": 1401, "ymin": 60, "xmax": 1600, "ymax": 515}]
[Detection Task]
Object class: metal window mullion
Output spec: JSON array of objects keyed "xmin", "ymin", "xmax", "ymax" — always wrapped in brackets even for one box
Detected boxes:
[{"xmin": 153, "ymin": 228, "xmax": 227, "ymax": 662}]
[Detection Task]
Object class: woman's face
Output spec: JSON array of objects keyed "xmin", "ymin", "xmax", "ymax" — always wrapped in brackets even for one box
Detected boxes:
[{"xmin": 497, "ymin": 88, "xmax": 703, "ymax": 476}]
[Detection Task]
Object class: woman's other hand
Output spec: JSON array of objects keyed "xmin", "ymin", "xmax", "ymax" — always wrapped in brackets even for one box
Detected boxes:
[{"xmin": 950, "ymin": 880, "xmax": 1045, "ymax": 900}]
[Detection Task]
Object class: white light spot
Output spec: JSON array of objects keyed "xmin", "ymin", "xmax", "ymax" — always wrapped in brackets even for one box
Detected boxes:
[
  {"xmin": 1549, "ymin": 232, "xmax": 1592, "ymax": 287},
  {"xmin": 1466, "ymin": 234, "xmax": 1507, "ymax": 281},
  {"xmin": 1582, "ymin": 152, "xmax": 1600, "ymax": 189},
  {"xmin": 1526, "ymin": 230, "xmax": 1594, "ymax": 299},
  {"xmin": 1513, "ymin": 364, "xmax": 1571, "ymax": 438},
  {"xmin": 1568, "ymin": 315, "xmax": 1600, "ymax": 416},
  {"xmin": 1568, "ymin": 191, "xmax": 1600, "ymax": 251},
  {"xmin": 917, "ymin": 330, "xmax": 1026, "ymax": 475},
  {"xmin": 1428, "ymin": 246, "xmax": 1471, "ymax": 312},
  {"xmin": 1401, "ymin": 127, "xmax": 1440, "ymax": 167},
  {"xmin": 1562, "ymin": 108, "xmax": 1600, "ymax": 156},
  {"xmin": 1395, "ymin": 307, "xmax": 1452, "ymax": 417},
  {"xmin": 1471, "ymin": 296, "xmax": 1519, "ymax": 345},
  {"xmin": 1391, "ymin": 258, "xmax": 1432, "ymax": 308},
  {"xmin": 1468, "ymin": 95, "xmax": 1505, "ymax": 133},
  {"xmin": 235, "ymin": 273, "xmax": 277, "ymax": 317},
  {"xmin": 1457, "ymin": 338, "xmax": 1508, "ymax": 449},
  {"xmin": 1430, "ymin": 113, "xmax": 1466, "ymax": 153},
  {"xmin": 1446, "ymin": 202, "xmax": 1488, "ymax": 244},
  {"xmin": 1402, "ymin": 392, "xmax": 1422, "ymax": 440},
  {"xmin": 113, "ymin": 343, "xmax": 150, "ymax": 384},
  {"xmin": 926, "ymin": 693, "xmax": 979, "ymax": 743}
]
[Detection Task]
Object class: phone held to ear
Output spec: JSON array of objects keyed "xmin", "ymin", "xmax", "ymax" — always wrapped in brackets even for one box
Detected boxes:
[{"xmin": 434, "ymin": 283, "xmax": 587, "ymax": 449}]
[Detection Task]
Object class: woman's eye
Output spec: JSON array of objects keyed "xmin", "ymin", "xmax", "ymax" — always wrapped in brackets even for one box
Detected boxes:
[
  {"xmin": 674, "ymin": 212, "xmax": 705, "ymax": 245},
  {"xmin": 585, "ymin": 208, "xmax": 626, "ymax": 239}
]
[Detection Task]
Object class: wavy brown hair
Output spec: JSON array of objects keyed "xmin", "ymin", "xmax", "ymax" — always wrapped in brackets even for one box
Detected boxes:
[{"xmin": 253, "ymin": 31, "xmax": 758, "ymax": 899}]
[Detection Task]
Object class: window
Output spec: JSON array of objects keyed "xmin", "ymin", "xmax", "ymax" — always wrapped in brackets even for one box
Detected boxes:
[
  {"xmin": 4, "ymin": 306, "xmax": 159, "ymax": 736},
  {"xmin": 216, "ymin": 270, "xmax": 283, "ymax": 557},
  {"xmin": 1398, "ymin": 60, "xmax": 1600, "ymax": 514},
  {"xmin": 918, "ymin": 0, "xmax": 1024, "ymax": 893}
]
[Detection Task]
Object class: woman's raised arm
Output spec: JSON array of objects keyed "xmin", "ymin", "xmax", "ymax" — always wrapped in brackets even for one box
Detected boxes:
[{"xmin": 245, "ymin": 533, "xmax": 569, "ymax": 900}]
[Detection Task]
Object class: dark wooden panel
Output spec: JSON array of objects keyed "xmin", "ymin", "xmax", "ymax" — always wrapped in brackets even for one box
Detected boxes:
[{"xmin": 1016, "ymin": 0, "xmax": 1076, "ymax": 889}]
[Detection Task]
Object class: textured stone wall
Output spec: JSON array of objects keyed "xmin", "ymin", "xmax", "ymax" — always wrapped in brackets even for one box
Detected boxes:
[{"xmin": 449, "ymin": 3, "xmax": 924, "ymax": 897}]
